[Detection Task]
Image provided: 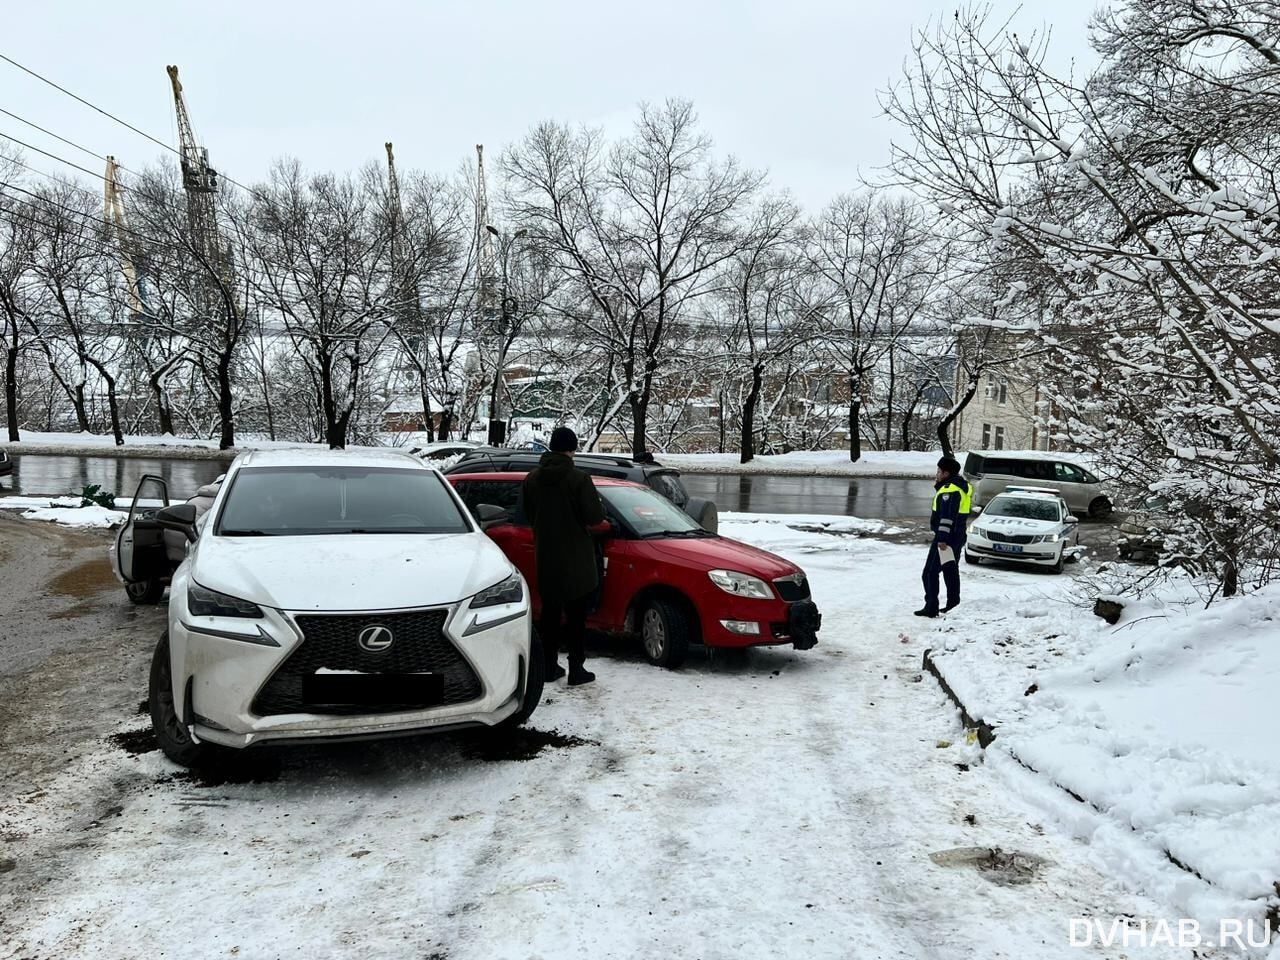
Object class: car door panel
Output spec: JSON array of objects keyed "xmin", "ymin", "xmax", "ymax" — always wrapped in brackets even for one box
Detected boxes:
[{"xmin": 112, "ymin": 475, "xmax": 171, "ymax": 583}]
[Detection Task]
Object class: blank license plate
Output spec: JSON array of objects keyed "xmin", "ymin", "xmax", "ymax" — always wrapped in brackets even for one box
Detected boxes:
[
  {"xmin": 993, "ymin": 543, "xmax": 1024, "ymax": 554},
  {"xmin": 303, "ymin": 673, "xmax": 444, "ymax": 706}
]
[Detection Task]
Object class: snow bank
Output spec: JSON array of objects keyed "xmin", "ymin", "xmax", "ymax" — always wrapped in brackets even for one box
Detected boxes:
[
  {"xmin": 658, "ymin": 449, "xmax": 940, "ymax": 478},
  {"xmin": 720, "ymin": 511, "xmax": 908, "ymax": 537},
  {"xmin": 926, "ymin": 581, "xmax": 1280, "ymax": 920},
  {"xmin": 19, "ymin": 504, "xmax": 127, "ymax": 528}
]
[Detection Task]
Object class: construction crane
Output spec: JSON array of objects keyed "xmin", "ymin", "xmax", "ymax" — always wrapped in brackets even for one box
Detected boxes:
[
  {"xmin": 103, "ymin": 155, "xmax": 147, "ymax": 318},
  {"xmin": 385, "ymin": 141, "xmax": 403, "ymax": 267},
  {"xmin": 475, "ymin": 144, "xmax": 498, "ymax": 322},
  {"xmin": 166, "ymin": 64, "xmax": 230, "ymax": 287}
]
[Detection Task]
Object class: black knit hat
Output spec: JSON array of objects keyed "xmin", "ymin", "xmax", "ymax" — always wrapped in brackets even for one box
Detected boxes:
[
  {"xmin": 550, "ymin": 426, "xmax": 579, "ymax": 453},
  {"xmin": 937, "ymin": 455, "xmax": 961, "ymax": 475}
]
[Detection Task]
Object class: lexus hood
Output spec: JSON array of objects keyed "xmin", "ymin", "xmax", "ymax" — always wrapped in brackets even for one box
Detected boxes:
[{"xmin": 190, "ymin": 533, "xmax": 515, "ymax": 611}]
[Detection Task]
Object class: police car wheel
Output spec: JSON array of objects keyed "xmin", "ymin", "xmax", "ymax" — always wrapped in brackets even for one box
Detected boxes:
[{"xmin": 1051, "ymin": 550, "xmax": 1065, "ymax": 574}]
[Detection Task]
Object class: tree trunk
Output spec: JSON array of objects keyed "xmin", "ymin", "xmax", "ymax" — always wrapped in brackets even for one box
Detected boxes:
[
  {"xmin": 3, "ymin": 344, "xmax": 18, "ymax": 442},
  {"xmin": 148, "ymin": 369, "xmax": 176, "ymax": 435},
  {"xmin": 740, "ymin": 364, "xmax": 764, "ymax": 465},
  {"xmin": 216, "ymin": 354, "xmax": 235, "ymax": 450},
  {"xmin": 901, "ymin": 403, "xmax": 916, "ymax": 451},
  {"xmin": 73, "ymin": 383, "xmax": 91, "ymax": 432},
  {"xmin": 419, "ymin": 381, "xmax": 436, "ymax": 442},
  {"xmin": 937, "ymin": 377, "xmax": 979, "ymax": 458},
  {"xmin": 717, "ymin": 388, "xmax": 725, "ymax": 454},
  {"xmin": 848, "ymin": 372, "xmax": 862, "ymax": 462},
  {"xmin": 883, "ymin": 347, "xmax": 896, "ymax": 450}
]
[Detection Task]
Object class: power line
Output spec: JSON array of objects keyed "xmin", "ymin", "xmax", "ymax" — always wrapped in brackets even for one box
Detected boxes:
[
  {"xmin": 0, "ymin": 106, "xmax": 111, "ymax": 164},
  {"xmin": 0, "ymin": 51, "xmax": 180, "ymax": 159},
  {"xmin": 0, "ymin": 128, "xmax": 112, "ymax": 183},
  {"xmin": 0, "ymin": 51, "xmax": 262, "ymax": 200}
]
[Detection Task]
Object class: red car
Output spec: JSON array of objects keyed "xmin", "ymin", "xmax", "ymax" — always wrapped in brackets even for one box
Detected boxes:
[{"xmin": 447, "ymin": 472, "xmax": 821, "ymax": 667}]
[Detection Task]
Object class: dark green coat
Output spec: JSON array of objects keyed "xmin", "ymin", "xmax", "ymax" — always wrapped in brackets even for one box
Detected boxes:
[{"xmin": 522, "ymin": 453, "xmax": 606, "ymax": 602}]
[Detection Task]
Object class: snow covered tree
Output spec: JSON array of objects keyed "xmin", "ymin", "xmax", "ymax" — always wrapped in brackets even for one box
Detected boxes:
[
  {"xmin": 883, "ymin": 1, "xmax": 1280, "ymax": 594},
  {"xmin": 504, "ymin": 100, "xmax": 762, "ymax": 454}
]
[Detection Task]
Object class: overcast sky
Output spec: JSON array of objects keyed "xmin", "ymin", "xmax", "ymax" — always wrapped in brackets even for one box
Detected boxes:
[{"xmin": 5, "ymin": 0, "xmax": 1100, "ymax": 212}]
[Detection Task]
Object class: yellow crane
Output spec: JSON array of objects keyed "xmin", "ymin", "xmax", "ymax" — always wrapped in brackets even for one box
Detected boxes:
[{"xmin": 102, "ymin": 155, "xmax": 147, "ymax": 318}]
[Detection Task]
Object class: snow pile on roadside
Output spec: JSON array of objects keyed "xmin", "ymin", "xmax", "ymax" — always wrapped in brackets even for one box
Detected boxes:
[
  {"xmin": 720, "ymin": 511, "xmax": 908, "ymax": 538},
  {"xmin": 658, "ymin": 449, "xmax": 940, "ymax": 478},
  {"xmin": 19, "ymin": 504, "xmax": 127, "ymax": 528},
  {"xmin": 927, "ymin": 581, "xmax": 1280, "ymax": 921}
]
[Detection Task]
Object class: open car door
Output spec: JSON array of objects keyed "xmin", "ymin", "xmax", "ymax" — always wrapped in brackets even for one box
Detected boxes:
[{"xmin": 111, "ymin": 475, "xmax": 171, "ymax": 586}]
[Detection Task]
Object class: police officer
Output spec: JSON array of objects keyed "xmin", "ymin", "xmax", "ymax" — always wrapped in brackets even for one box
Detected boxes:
[{"xmin": 915, "ymin": 455, "xmax": 972, "ymax": 618}]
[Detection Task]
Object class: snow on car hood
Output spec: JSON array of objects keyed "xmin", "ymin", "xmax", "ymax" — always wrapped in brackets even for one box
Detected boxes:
[
  {"xmin": 190, "ymin": 532, "xmax": 514, "ymax": 611},
  {"xmin": 644, "ymin": 534, "xmax": 801, "ymax": 580}
]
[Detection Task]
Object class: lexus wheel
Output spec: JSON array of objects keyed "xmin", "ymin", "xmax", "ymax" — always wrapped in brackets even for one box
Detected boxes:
[
  {"xmin": 1088, "ymin": 496, "xmax": 1113, "ymax": 521},
  {"xmin": 149, "ymin": 631, "xmax": 223, "ymax": 767},
  {"xmin": 641, "ymin": 597, "xmax": 693, "ymax": 669},
  {"xmin": 500, "ymin": 626, "xmax": 545, "ymax": 728}
]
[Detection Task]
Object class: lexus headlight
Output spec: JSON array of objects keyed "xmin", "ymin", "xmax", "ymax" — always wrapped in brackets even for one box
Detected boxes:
[
  {"xmin": 188, "ymin": 582, "xmax": 264, "ymax": 619},
  {"xmin": 471, "ymin": 574, "xmax": 524, "ymax": 608},
  {"xmin": 708, "ymin": 570, "xmax": 773, "ymax": 600}
]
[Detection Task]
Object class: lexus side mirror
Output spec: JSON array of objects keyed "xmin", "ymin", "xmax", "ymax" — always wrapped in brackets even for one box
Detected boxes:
[
  {"xmin": 475, "ymin": 503, "xmax": 508, "ymax": 528},
  {"xmin": 155, "ymin": 502, "xmax": 199, "ymax": 542}
]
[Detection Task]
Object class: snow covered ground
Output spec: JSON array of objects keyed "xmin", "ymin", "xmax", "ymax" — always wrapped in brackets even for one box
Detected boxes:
[
  {"xmin": 659, "ymin": 449, "xmax": 940, "ymax": 478},
  {"xmin": 924, "ymin": 575, "xmax": 1280, "ymax": 938},
  {"xmin": 1, "ymin": 516, "xmax": 1255, "ymax": 959},
  {"xmin": 0, "ymin": 495, "xmax": 129, "ymax": 527}
]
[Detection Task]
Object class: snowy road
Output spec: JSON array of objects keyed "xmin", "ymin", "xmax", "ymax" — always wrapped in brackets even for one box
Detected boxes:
[{"xmin": 1, "ymin": 516, "xmax": 1190, "ymax": 959}]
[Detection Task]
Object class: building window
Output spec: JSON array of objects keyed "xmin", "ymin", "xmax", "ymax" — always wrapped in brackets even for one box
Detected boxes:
[
  {"xmin": 982, "ymin": 423, "xmax": 991, "ymax": 448},
  {"xmin": 998, "ymin": 381, "xmax": 1008, "ymax": 405},
  {"xmin": 994, "ymin": 426, "xmax": 1005, "ymax": 450},
  {"xmin": 984, "ymin": 375, "xmax": 995, "ymax": 400}
]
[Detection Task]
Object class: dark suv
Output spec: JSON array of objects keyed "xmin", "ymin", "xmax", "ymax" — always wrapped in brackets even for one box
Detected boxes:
[{"xmin": 443, "ymin": 448, "xmax": 718, "ymax": 533}]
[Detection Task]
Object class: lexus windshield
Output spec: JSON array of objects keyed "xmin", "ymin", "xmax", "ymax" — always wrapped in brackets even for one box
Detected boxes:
[{"xmin": 216, "ymin": 466, "xmax": 471, "ymax": 536}]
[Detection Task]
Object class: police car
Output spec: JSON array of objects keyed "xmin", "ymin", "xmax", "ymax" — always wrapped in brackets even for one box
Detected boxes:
[{"xmin": 965, "ymin": 487, "xmax": 1079, "ymax": 573}]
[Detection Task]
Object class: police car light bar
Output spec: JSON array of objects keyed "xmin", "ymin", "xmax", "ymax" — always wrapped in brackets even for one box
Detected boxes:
[{"xmin": 1004, "ymin": 486, "xmax": 1059, "ymax": 496}]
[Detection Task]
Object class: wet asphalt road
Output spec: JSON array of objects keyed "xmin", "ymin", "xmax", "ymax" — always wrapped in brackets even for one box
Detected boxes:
[
  {"xmin": 0, "ymin": 453, "xmax": 225, "ymax": 501},
  {"xmin": 0, "ymin": 453, "xmax": 936, "ymax": 518},
  {"xmin": 681, "ymin": 473, "xmax": 934, "ymax": 518}
]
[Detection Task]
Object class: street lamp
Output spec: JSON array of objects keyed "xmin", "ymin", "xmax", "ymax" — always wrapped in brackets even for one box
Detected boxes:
[{"xmin": 485, "ymin": 225, "xmax": 527, "ymax": 446}]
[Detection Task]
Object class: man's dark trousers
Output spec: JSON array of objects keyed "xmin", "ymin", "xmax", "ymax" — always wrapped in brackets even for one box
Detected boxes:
[
  {"xmin": 921, "ymin": 543, "xmax": 961, "ymax": 614},
  {"xmin": 540, "ymin": 593, "xmax": 590, "ymax": 671}
]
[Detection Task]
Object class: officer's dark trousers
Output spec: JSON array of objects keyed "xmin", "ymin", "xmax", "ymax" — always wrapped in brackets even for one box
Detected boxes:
[
  {"xmin": 921, "ymin": 543, "xmax": 961, "ymax": 612},
  {"xmin": 540, "ymin": 592, "xmax": 589, "ymax": 670}
]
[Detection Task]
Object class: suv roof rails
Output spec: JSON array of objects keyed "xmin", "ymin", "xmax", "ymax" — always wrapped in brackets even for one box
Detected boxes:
[{"xmin": 1003, "ymin": 486, "xmax": 1061, "ymax": 497}]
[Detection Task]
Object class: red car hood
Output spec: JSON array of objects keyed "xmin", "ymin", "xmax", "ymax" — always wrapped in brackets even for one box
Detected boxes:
[{"xmin": 642, "ymin": 534, "xmax": 801, "ymax": 580}]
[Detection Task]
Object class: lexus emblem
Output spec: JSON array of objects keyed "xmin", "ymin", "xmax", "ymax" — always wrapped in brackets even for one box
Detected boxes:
[{"xmin": 357, "ymin": 624, "xmax": 394, "ymax": 652}]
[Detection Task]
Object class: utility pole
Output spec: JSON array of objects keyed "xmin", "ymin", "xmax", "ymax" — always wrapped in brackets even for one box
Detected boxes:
[{"xmin": 484, "ymin": 225, "xmax": 526, "ymax": 446}]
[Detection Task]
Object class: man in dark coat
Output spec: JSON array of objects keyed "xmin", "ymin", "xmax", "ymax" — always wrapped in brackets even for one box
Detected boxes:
[
  {"xmin": 522, "ymin": 426, "xmax": 606, "ymax": 685},
  {"xmin": 915, "ymin": 455, "xmax": 972, "ymax": 618}
]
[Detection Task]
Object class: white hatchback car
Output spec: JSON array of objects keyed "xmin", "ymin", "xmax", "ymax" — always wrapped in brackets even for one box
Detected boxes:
[
  {"xmin": 965, "ymin": 487, "xmax": 1079, "ymax": 573},
  {"xmin": 121, "ymin": 449, "xmax": 542, "ymax": 766}
]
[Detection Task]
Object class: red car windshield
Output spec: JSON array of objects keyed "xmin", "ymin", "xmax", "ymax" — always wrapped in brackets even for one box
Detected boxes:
[{"xmin": 601, "ymin": 484, "xmax": 710, "ymax": 538}]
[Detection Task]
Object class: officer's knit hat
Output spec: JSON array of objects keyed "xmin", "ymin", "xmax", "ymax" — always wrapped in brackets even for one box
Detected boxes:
[{"xmin": 937, "ymin": 455, "xmax": 961, "ymax": 475}]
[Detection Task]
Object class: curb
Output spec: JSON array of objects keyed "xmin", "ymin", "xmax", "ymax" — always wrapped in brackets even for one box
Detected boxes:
[
  {"xmin": 921, "ymin": 647, "xmax": 997, "ymax": 747},
  {"xmin": 5, "ymin": 442, "xmax": 239, "ymax": 461},
  {"xmin": 921, "ymin": 647, "xmax": 1278, "ymax": 911}
]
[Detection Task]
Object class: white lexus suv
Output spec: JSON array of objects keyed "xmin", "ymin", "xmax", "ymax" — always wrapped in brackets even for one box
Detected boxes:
[
  {"xmin": 964, "ymin": 487, "xmax": 1079, "ymax": 574},
  {"xmin": 126, "ymin": 449, "xmax": 542, "ymax": 766}
]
